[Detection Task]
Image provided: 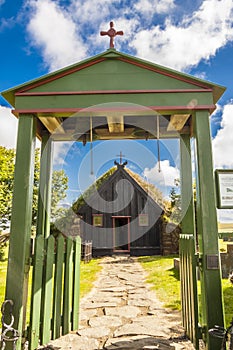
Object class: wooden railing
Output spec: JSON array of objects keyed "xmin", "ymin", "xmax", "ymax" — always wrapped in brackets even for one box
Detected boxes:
[
  {"xmin": 180, "ymin": 234, "xmax": 200, "ymax": 349},
  {"xmin": 82, "ymin": 240, "xmax": 92, "ymax": 263}
]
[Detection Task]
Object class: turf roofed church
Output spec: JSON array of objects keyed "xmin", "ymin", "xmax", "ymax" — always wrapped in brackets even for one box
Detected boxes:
[{"xmin": 72, "ymin": 159, "xmax": 165, "ymax": 257}]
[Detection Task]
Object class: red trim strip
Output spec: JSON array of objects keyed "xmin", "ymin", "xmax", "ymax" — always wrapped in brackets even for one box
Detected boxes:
[
  {"xmin": 14, "ymin": 104, "xmax": 216, "ymax": 114},
  {"xmin": 118, "ymin": 57, "xmax": 211, "ymax": 90},
  {"xmin": 17, "ymin": 58, "xmax": 106, "ymax": 93},
  {"xmin": 15, "ymin": 88, "xmax": 212, "ymax": 96}
]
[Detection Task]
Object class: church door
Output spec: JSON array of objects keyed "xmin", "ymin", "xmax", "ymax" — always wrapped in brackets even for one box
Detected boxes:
[{"xmin": 113, "ymin": 216, "xmax": 130, "ymax": 252}]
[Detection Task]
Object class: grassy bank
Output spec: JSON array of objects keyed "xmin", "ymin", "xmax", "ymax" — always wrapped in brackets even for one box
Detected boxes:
[
  {"xmin": 139, "ymin": 255, "xmax": 233, "ymax": 326},
  {"xmin": 138, "ymin": 255, "xmax": 181, "ymax": 310}
]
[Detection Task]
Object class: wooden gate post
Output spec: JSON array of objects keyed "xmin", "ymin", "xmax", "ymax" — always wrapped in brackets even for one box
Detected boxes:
[
  {"xmin": 193, "ymin": 110, "xmax": 225, "ymax": 349},
  {"xmin": 36, "ymin": 133, "xmax": 53, "ymax": 238},
  {"xmin": 29, "ymin": 133, "xmax": 53, "ymax": 349},
  {"xmin": 180, "ymin": 134, "xmax": 195, "ymax": 237},
  {"xmin": 5, "ymin": 114, "xmax": 36, "ymax": 350}
]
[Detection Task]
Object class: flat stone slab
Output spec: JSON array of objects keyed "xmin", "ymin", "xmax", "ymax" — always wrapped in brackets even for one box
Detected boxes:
[
  {"xmin": 46, "ymin": 333, "xmax": 99, "ymax": 350},
  {"xmin": 89, "ymin": 315, "xmax": 122, "ymax": 328},
  {"xmin": 128, "ymin": 299, "xmax": 152, "ymax": 307},
  {"xmin": 90, "ymin": 294, "xmax": 124, "ymax": 304},
  {"xmin": 104, "ymin": 335, "xmax": 175, "ymax": 349},
  {"xmin": 101, "ymin": 286, "xmax": 134, "ymax": 292},
  {"xmin": 113, "ymin": 322, "xmax": 168, "ymax": 338},
  {"xmin": 79, "ymin": 308, "xmax": 97, "ymax": 321},
  {"xmin": 77, "ymin": 326, "xmax": 111, "ymax": 338},
  {"xmin": 104, "ymin": 305, "xmax": 141, "ymax": 318},
  {"xmin": 83, "ymin": 302, "xmax": 117, "ymax": 308}
]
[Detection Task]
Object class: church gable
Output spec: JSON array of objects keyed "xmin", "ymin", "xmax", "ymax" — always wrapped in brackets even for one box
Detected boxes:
[{"xmin": 75, "ymin": 164, "xmax": 163, "ymax": 215}]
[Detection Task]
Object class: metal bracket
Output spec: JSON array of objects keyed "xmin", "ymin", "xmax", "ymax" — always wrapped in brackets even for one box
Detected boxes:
[{"xmin": 206, "ymin": 254, "xmax": 219, "ymax": 270}]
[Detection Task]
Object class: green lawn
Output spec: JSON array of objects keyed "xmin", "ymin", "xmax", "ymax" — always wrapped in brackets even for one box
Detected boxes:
[
  {"xmin": 138, "ymin": 255, "xmax": 181, "ymax": 310},
  {"xmin": 79, "ymin": 259, "xmax": 102, "ymax": 298},
  {"xmin": 138, "ymin": 255, "xmax": 233, "ymax": 326},
  {"xmin": 0, "ymin": 258, "xmax": 7, "ymax": 308}
]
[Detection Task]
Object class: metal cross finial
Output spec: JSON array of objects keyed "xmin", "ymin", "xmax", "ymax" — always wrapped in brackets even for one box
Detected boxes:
[
  {"xmin": 116, "ymin": 151, "xmax": 125, "ymax": 165},
  {"xmin": 100, "ymin": 21, "xmax": 124, "ymax": 48}
]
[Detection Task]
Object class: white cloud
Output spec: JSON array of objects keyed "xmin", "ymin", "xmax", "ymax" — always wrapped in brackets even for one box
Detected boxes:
[
  {"xmin": 0, "ymin": 107, "xmax": 18, "ymax": 148},
  {"xmin": 26, "ymin": 0, "xmax": 88, "ymax": 71},
  {"xmin": 130, "ymin": 0, "xmax": 233, "ymax": 71},
  {"xmin": 24, "ymin": 0, "xmax": 233, "ymax": 73},
  {"xmin": 70, "ymin": 0, "xmax": 113, "ymax": 25},
  {"xmin": 143, "ymin": 159, "xmax": 179, "ymax": 187},
  {"xmin": 212, "ymin": 102, "xmax": 233, "ymax": 168},
  {"xmin": 134, "ymin": 0, "xmax": 175, "ymax": 17},
  {"xmin": 52, "ymin": 141, "xmax": 72, "ymax": 166},
  {"xmin": 0, "ymin": 106, "xmax": 41, "ymax": 149}
]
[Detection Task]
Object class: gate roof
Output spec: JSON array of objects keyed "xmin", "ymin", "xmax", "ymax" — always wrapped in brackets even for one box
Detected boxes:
[{"xmin": 1, "ymin": 49, "xmax": 226, "ymax": 141}]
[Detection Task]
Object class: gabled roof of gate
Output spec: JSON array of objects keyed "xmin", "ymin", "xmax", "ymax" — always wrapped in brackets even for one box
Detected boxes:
[{"xmin": 1, "ymin": 48, "xmax": 226, "ymax": 107}]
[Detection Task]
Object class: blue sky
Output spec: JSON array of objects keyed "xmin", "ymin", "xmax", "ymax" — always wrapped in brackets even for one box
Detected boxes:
[{"xmin": 1, "ymin": 0, "xmax": 233, "ymax": 221}]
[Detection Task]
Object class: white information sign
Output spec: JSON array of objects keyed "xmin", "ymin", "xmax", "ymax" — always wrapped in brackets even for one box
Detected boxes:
[{"xmin": 215, "ymin": 170, "xmax": 233, "ymax": 209}]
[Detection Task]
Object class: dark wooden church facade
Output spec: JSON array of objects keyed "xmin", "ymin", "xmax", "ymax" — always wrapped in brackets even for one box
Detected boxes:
[{"xmin": 75, "ymin": 162, "xmax": 164, "ymax": 257}]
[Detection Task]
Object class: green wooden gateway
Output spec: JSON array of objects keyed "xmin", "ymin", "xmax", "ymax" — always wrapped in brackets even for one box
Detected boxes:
[{"xmin": 1, "ymin": 48, "xmax": 226, "ymax": 350}]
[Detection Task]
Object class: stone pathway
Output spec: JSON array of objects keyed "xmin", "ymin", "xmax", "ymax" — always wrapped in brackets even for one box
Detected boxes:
[{"xmin": 42, "ymin": 256, "xmax": 196, "ymax": 350}]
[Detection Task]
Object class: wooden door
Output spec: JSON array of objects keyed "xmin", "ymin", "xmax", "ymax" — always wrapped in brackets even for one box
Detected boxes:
[{"xmin": 113, "ymin": 216, "xmax": 130, "ymax": 252}]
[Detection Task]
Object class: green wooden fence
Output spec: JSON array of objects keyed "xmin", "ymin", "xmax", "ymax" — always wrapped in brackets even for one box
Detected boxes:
[
  {"xmin": 180, "ymin": 234, "xmax": 200, "ymax": 349},
  {"xmin": 29, "ymin": 234, "xmax": 81, "ymax": 350}
]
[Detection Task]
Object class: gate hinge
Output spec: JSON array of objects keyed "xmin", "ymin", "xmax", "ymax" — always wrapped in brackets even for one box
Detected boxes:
[
  {"xmin": 195, "ymin": 253, "xmax": 203, "ymax": 268},
  {"xmin": 198, "ymin": 324, "xmax": 207, "ymax": 341}
]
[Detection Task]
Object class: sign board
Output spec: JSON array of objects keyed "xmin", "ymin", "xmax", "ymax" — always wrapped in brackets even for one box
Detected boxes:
[{"xmin": 215, "ymin": 169, "xmax": 233, "ymax": 209}]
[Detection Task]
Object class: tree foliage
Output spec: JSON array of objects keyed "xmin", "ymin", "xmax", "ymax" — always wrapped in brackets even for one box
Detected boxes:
[
  {"xmin": 167, "ymin": 178, "xmax": 181, "ymax": 224},
  {"xmin": 0, "ymin": 147, "xmax": 15, "ymax": 231},
  {"xmin": 51, "ymin": 169, "xmax": 68, "ymax": 221},
  {"xmin": 0, "ymin": 146, "xmax": 68, "ymax": 233}
]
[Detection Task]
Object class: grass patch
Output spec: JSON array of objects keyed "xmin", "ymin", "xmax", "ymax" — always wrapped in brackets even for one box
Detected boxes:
[
  {"xmin": 222, "ymin": 278, "xmax": 233, "ymax": 326},
  {"xmin": 139, "ymin": 255, "xmax": 233, "ymax": 327},
  {"xmin": 0, "ymin": 259, "xmax": 7, "ymax": 308},
  {"xmin": 80, "ymin": 259, "xmax": 102, "ymax": 298},
  {"xmin": 138, "ymin": 255, "xmax": 181, "ymax": 310}
]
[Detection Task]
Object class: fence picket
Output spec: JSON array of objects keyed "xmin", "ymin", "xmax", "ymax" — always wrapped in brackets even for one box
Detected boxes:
[
  {"xmin": 62, "ymin": 237, "xmax": 73, "ymax": 335},
  {"xmin": 180, "ymin": 234, "xmax": 199, "ymax": 349},
  {"xmin": 40, "ymin": 235, "xmax": 55, "ymax": 345},
  {"xmin": 29, "ymin": 235, "xmax": 44, "ymax": 350},
  {"xmin": 51, "ymin": 235, "xmax": 65, "ymax": 339},
  {"xmin": 72, "ymin": 236, "xmax": 81, "ymax": 330}
]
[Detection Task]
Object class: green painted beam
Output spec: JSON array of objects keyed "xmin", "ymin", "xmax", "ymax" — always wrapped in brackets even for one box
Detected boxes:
[
  {"xmin": 4, "ymin": 114, "xmax": 36, "ymax": 350},
  {"xmin": 14, "ymin": 91, "xmax": 214, "ymax": 111},
  {"xmin": 193, "ymin": 111, "xmax": 225, "ymax": 350}
]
